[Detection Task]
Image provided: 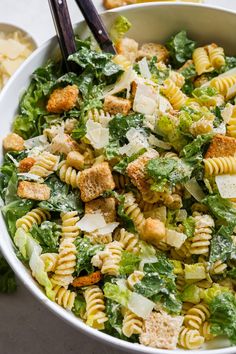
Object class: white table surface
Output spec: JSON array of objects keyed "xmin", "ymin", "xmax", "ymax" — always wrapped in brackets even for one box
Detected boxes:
[{"xmin": 1, "ymin": 1, "xmax": 236, "ymax": 354}]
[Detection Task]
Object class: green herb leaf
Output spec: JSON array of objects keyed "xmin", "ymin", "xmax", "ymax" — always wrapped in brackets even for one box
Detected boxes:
[
  {"xmin": 119, "ymin": 251, "xmax": 140, "ymax": 275},
  {"xmin": 166, "ymin": 31, "xmax": 196, "ymax": 68},
  {"xmin": 31, "ymin": 221, "xmax": 61, "ymax": 253},
  {"xmin": 75, "ymin": 237, "xmax": 104, "ymax": 275}
]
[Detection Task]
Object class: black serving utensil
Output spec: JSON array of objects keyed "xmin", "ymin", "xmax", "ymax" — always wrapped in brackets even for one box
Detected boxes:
[
  {"xmin": 48, "ymin": 0, "xmax": 78, "ymax": 72},
  {"xmin": 74, "ymin": 0, "xmax": 116, "ymax": 55}
]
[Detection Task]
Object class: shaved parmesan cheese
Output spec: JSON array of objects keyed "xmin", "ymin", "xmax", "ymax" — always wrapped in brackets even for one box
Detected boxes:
[
  {"xmin": 85, "ymin": 119, "xmax": 109, "ymax": 149},
  {"xmin": 158, "ymin": 94, "xmax": 172, "ymax": 114},
  {"xmin": 25, "ymin": 135, "xmax": 48, "ymax": 150},
  {"xmin": 6, "ymin": 153, "xmax": 19, "ymax": 167},
  {"xmin": 148, "ymin": 134, "xmax": 171, "ymax": 150},
  {"xmin": 77, "ymin": 214, "xmax": 106, "ymax": 232},
  {"xmin": 165, "ymin": 229, "xmax": 187, "ymax": 249},
  {"xmin": 119, "ymin": 128, "xmax": 149, "ymax": 156},
  {"xmin": 216, "ymin": 174, "xmax": 236, "ymax": 199},
  {"xmin": 138, "ymin": 57, "xmax": 151, "ymax": 79},
  {"xmin": 128, "ymin": 292, "xmax": 155, "ymax": 319},
  {"xmin": 221, "ymin": 103, "xmax": 234, "ymax": 123},
  {"xmin": 97, "ymin": 222, "xmax": 119, "ymax": 235},
  {"xmin": 185, "ymin": 178, "xmax": 205, "ymax": 202},
  {"xmin": 103, "ymin": 67, "xmax": 137, "ymax": 98},
  {"xmin": 144, "ymin": 114, "xmax": 156, "ymax": 131},
  {"xmin": 17, "ymin": 173, "xmax": 43, "ymax": 183},
  {"xmin": 213, "ymin": 122, "xmax": 226, "ymax": 135},
  {"xmin": 133, "ymin": 81, "xmax": 157, "ymax": 115}
]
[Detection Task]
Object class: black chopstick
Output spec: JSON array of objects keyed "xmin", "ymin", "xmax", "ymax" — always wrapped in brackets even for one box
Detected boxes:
[
  {"xmin": 48, "ymin": 0, "xmax": 78, "ymax": 72},
  {"xmin": 74, "ymin": 0, "xmax": 116, "ymax": 55}
]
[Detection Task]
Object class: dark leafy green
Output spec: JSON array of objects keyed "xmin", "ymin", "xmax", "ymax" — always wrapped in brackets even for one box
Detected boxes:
[
  {"xmin": 149, "ymin": 56, "xmax": 169, "ymax": 84},
  {"xmin": 0, "ymin": 256, "xmax": 17, "ymax": 294},
  {"xmin": 209, "ymin": 292, "xmax": 236, "ymax": 344},
  {"xmin": 203, "ymin": 194, "xmax": 236, "ymax": 226},
  {"xmin": 39, "ymin": 176, "xmax": 83, "ymax": 213},
  {"xmin": 210, "ymin": 225, "xmax": 235, "ymax": 264},
  {"xmin": 75, "ymin": 237, "xmax": 104, "ymax": 275},
  {"xmin": 113, "ymin": 148, "xmax": 146, "ymax": 175},
  {"xmin": 183, "ymin": 217, "xmax": 196, "ymax": 238},
  {"xmin": 166, "ymin": 31, "xmax": 196, "ymax": 68},
  {"xmin": 108, "ymin": 113, "xmax": 144, "ymax": 144},
  {"xmin": 134, "ymin": 256, "xmax": 181, "ymax": 314},
  {"xmin": 31, "ymin": 221, "xmax": 61, "ymax": 253},
  {"xmin": 72, "ymin": 294, "xmax": 86, "ymax": 318}
]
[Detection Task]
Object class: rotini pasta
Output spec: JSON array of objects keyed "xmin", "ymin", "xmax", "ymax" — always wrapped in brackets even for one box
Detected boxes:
[
  {"xmin": 29, "ymin": 151, "xmax": 59, "ymax": 178},
  {"xmin": 190, "ymin": 215, "xmax": 214, "ymax": 255},
  {"xmin": 207, "ymin": 44, "xmax": 225, "ymax": 69},
  {"xmin": 40, "ymin": 253, "xmax": 59, "ymax": 272},
  {"xmin": 200, "ymin": 321, "xmax": 215, "ymax": 341},
  {"xmin": 84, "ymin": 285, "xmax": 108, "ymax": 330},
  {"xmin": 58, "ymin": 161, "xmax": 81, "ymax": 188},
  {"xmin": 113, "ymin": 173, "xmax": 130, "ymax": 190},
  {"xmin": 16, "ymin": 208, "xmax": 50, "ymax": 232},
  {"xmin": 227, "ymin": 106, "xmax": 236, "ymax": 138},
  {"xmin": 51, "ymin": 280, "xmax": 76, "ymax": 310},
  {"xmin": 178, "ymin": 327, "xmax": 205, "ymax": 349},
  {"xmin": 210, "ymin": 75, "xmax": 236, "ymax": 98},
  {"xmin": 161, "ymin": 78, "xmax": 187, "ymax": 110},
  {"xmin": 204, "ymin": 156, "xmax": 236, "ymax": 175},
  {"xmin": 122, "ymin": 309, "xmax": 143, "ymax": 337},
  {"xmin": 87, "ymin": 109, "xmax": 113, "ymax": 127},
  {"xmin": 114, "ymin": 228, "xmax": 140, "ymax": 254},
  {"xmin": 123, "ymin": 193, "xmax": 146, "ymax": 233},
  {"xmin": 184, "ymin": 303, "xmax": 210, "ymax": 330},
  {"xmin": 127, "ymin": 270, "xmax": 144, "ymax": 290},
  {"xmin": 193, "ymin": 47, "xmax": 213, "ymax": 75},
  {"xmin": 210, "ymin": 260, "xmax": 227, "ymax": 275},
  {"xmin": 61, "ymin": 211, "xmax": 80, "ymax": 241}
]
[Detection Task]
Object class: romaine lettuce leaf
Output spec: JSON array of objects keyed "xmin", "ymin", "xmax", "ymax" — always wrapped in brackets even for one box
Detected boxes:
[
  {"xmin": 110, "ymin": 16, "xmax": 131, "ymax": 43},
  {"xmin": 209, "ymin": 292, "xmax": 236, "ymax": 344},
  {"xmin": 31, "ymin": 221, "xmax": 61, "ymax": 253},
  {"xmin": 75, "ymin": 237, "xmax": 104, "ymax": 275},
  {"xmin": 210, "ymin": 225, "xmax": 236, "ymax": 264},
  {"xmin": 103, "ymin": 282, "xmax": 130, "ymax": 307},
  {"xmin": 72, "ymin": 294, "xmax": 86, "ymax": 318},
  {"xmin": 108, "ymin": 113, "xmax": 144, "ymax": 144},
  {"xmin": 203, "ymin": 194, "xmax": 236, "ymax": 226},
  {"xmin": 119, "ymin": 251, "xmax": 140, "ymax": 275},
  {"xmin": 166, "ymin": 31, "xmax": 196, "ymax": 68}
]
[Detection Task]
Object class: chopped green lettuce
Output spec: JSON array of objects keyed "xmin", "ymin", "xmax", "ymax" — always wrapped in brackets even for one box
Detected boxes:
[
  {"xmin": 209, "ymin": 225, "xmax": 236, "ymax": 264},
  {"xmin": 183, "ymin": 217, "xmax": 195, "ymax": 238},
  {"xmin": 104, "ymin": 282, "xmax": 130, "ymax": 307},
  {"xmin": 75, "ymin": 237, "xmax": 104, "ymax": 275},
  {"xmin": 192, "ymin": 86, "xmax": 218, "ymax": 103},
  {"xmin": 166, "ymin": 31, "xmax": 196, "ymax": 68},
  {"xmin": 0, "ymin": 256, "xmax": 17, "ymax": 294},
  {"xmin": 72, "ymin": 294, "xmax": 86, "ymax": 318},
  {"xmin": 203, "ymin": 194, "xmax": 236, "ymax": 226},
  {"xmin": 119, "ymin": 251, "xmax": 140, "ymax": 275},
  {"xmin": 202, "ymin": 283, "xmax": 229, "ymax": 304},
  {"xmin": 110, "ymin": 16, "xmax": 131, "ymax": 43},
  {"xmin": 31, "ymin": 221, "xmax": 61, "ymax": 253},
  {"xmin": 113, "ymin": 148, "xmax": 146, "ymax": 174},
  {"xmin": 14, "ymin": 228, "xmax": 54, "ymax": 299},
  {"xmin": 108, "ymin": 113, "xmax": 144, "ymax": 144},
  {"xmin": 209, "ymin": 292, "xmax": 236, "ymax": 344},
  {"xmin": 181, "ymin": 285, "xmax": 202, "ymax": 304}
]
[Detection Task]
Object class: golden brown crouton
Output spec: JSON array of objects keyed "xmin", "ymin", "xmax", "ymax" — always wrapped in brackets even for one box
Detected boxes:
[
  {"xmin": 115, "ymin": 37, "xmax": 139, "ymax": 63},
  {"xmin": 137, "ymin": 43, "xmax": 169, "ymax": 63},
  {"xmin": 104, "ymin": 95, "xmax": 131, "ymax": 116},
  {"xmin": 141, "ymin": 218, "xmax": 166, "ymax": 247},
  {"xmin": 18, "ymin": 157, "xmax": 36, "ymax": 172},
  {"xmin": 140, "ymin": 311, "xmax": 183, "ymax": 350},
  {"xmin": 50, "ymin": 133, "xmax": 80, "ymax": 156},
  {"xmin": 3, "ymin": 133, "xmax": 24, "ymax": 152},
  {"xmin": 66, "ymin": 151, "xmax": 84, "ymax": 170},
  {"xmin": 126, "ymin": 150, "xmax": 159, "ymax": 195},
  {"xmin": 17, "ymin": 181, "xmax": 50, "ymax": 201},
  {"xmin": 46, "ymin": 85, "xmax": 79, "ymax": 113},
  {"xmin": 103, "ymin": 0, "xmax": 136, "ymax": 9},
  {"xmin": 72, "ymin": 271, "xmax": 102, "ymax": 287},
  {"xmin": 78, "ymin": 162, "xmax": 115, "ymax": 202},
  {"xmin": 205, "ymin": 134, "xmax": 236, "ymax": 158},
  {"xmin": 85, "ymin": 197, "xmax": 116, "ymax": 223}
]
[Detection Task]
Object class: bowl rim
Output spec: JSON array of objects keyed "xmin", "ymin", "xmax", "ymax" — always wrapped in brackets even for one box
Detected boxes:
[{"xmin": 0, "ymin": 2, "xmax": 236, "ymax": 353}]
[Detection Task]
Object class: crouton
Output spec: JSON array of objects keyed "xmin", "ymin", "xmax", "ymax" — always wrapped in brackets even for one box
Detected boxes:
[
  {"xmin": 18, "ymin": 157, "xmax": 36, "ymax": 172},
  {"xmin": 140, "ymin": 311, "xmax": 184, "ymax": 350},
  {"xmin": 78, "ymin": 162, "xmax": 115, "ymax": 202},
  {"xmin": 141, "ymin": 218, "xmax": 166, "ymax": 247},
  {"xmin": 104, "ymin": 95, "xmax": 131, "ymax": 115},
  {"xmin": 205, "ymin": 134, "xmax": 236, "ymax": 158},
  {"xmin": 115, "ymin": 37, "xmax": 139, "ymax": 63},
  {"xmin": 103, "ymin": 0, "xmax": 136, "ymax": 9},
  {"xmin": 17, "ymin": 181, "xmax": 50, "ymax": 201},
  {"xmin": 72, "ymin": 271, "xmax": 102, "ymax": 287},
  {"xmin": 50, "ymin": 133, "xmax": 80, "ymax": 155},
  {"xmin": 126, "ymin": 150, "xmax": 159, "ymax": 195},
  {"xmin": 85, "ymin": 197, "xmax": 116, "ymax": 223},
  {"xmin": 66, "ymin": 151, "xmax": 84, "ymax": 170},
  {"xmin": 46, "ymin": 85, "xmax": 79, "ymax": 113},
  {"xmin": 3, "ymin": 133, "xmax": 24, "ymax": 152},
  {"xmin": 137, "ymin": 43, "xmax": 169, "ymax": 63}
]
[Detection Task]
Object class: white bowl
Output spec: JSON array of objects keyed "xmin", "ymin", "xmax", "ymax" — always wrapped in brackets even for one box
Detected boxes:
[{"xmin": 0, "ymin": 3, "xmax": 236, "ymax": 353}]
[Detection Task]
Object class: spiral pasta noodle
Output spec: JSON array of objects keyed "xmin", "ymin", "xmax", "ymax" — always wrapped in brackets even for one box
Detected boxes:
[
  {"xmin": 101, "ymin": 241, "xmax": 123, "ymax": 276},
  {"xmin": 123, "ymin": 193, "xmax": 146, "ymax": 233},
  {"xmin": 87, "ymin": 109, "xmax": 113, "ymax": 127},
  {"xmin": 113, "ymin": 173, "xmax": 130, "ymax": 190},
  {"xmin": 227, "ymin": 106, "xmax": 236, "ymax": 138},
  {"xmin": 16, "ymin": 208, "xmax": 51, "ymax": 232},
  {"xmin": 161, "ymin": 79, "xmax": 187, "ymax": 110},
  {"xmin": 127, "ymin": 271, "xmax": 144, "ymax": 290},
  {"xmin": 29, "ymin": 151, "xmax": 59, "ymax": 178},
  {"xmin": 176, "ymin": 274, "xmax": 186, "ymax": 293},
  {"xmin": 61, "ymin": 211, "xmax": 80, "ymax": 241},
  {"xmin": 204, "ymin": 156, "xmax": 236, "ymax": 175},
  {"xmin": 84, "ymin": 285, "xmax": 108, "ymax": 330},
  {"xmin": 40, "ymin": 253, "xmax": 59, "ymax": 272},
  {"xmin": 190, "ymin": 214, "xmax": 214, "ymax": 255},
  {"xmin": 171, "ymin": 239, "xmax": 192, "ymax": 260},
  {"xmin": 210, "ymin": 260, "xmax": 227, "ymax": 275},
  {"xmin": 210, "ymin": 75, "xmax": 236, "ymax": 98},
  {"xmin": 207, "ymin": 44, "xmax": 225, "ymax": 69},
  {"xmin": 59, "ymin": 161, "xmax": 81, "ymax": 188},
  {"xmin": 122, "ymin": 309, "xmax": 143, "ymax": 337},
  {"xmin": 184, "ymin": 303, "xmax": 210, "ymax": 330},
  {"xmin": 200, "ymin": 321, "xmax": 215, "ymax": 341},
  {"xmin": 193, "ymin": 47, "xmax": 213, "ymax": 75},
  {"xmin": 115, "ymin": 228, "xmax": 140, "ymax": 254},
  {"xmin": 178, "ymin": 327, "xmax": 204, "ymax": 349},
  {"xmin": 51, "ymin": 280, "xmax": 76, "ymax": 310},
  {"xmin": 169, "ymin": 71, "xmax": 185, "ymax": 88},
  {"xmin": 85, "ymin": 232, "xmax": 112, "ymax": 245}
]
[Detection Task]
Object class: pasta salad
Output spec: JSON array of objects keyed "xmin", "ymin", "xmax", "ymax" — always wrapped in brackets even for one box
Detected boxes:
[{"xmin": 2, "ymin": 16, "xmax": 236, "ymax": 351}]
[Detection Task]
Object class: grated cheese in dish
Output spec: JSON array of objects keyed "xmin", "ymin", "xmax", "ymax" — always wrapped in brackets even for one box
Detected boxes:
[{"xmin": 0, "ymin": 30, "xmax": 36, "ymax": 90}]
